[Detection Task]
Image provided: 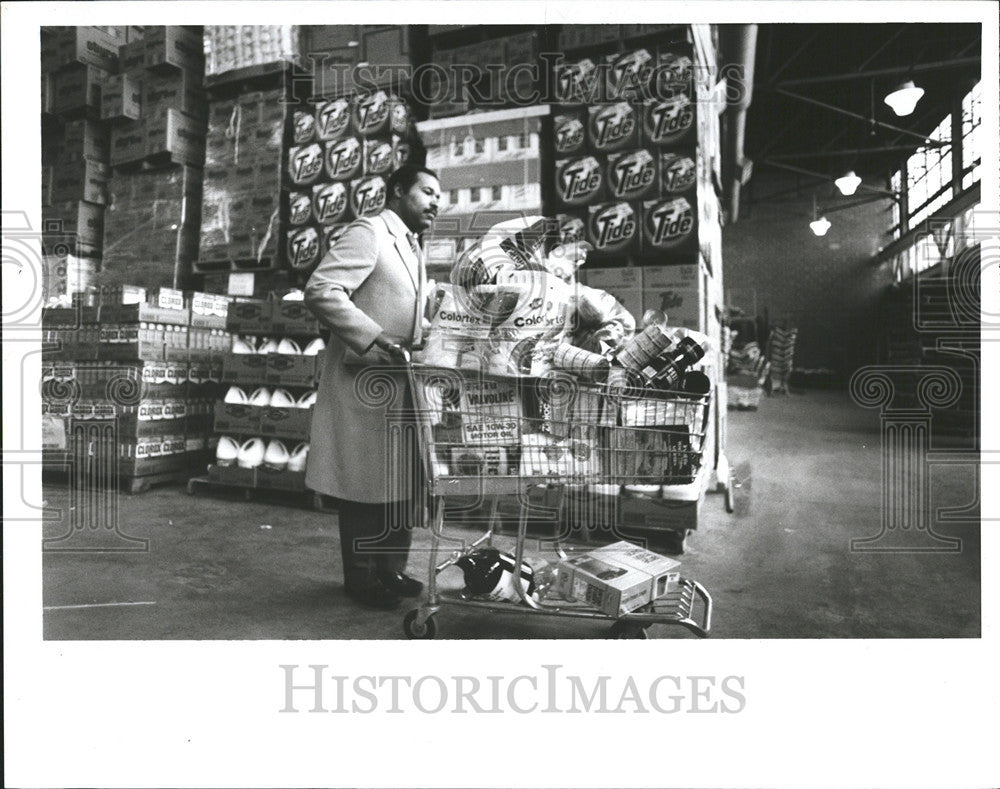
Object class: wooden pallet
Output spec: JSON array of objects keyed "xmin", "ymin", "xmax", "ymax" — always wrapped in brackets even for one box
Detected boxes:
[
  {"xmin": 43, "ymin": 465, "xmax": 194, "ymax": 494},
  {"xmin": 186, "ymin": 474, "xmax": 327, "ymax": 510},
  {"xmin": 111, "ymin": 149, "xmax": 205, "ymax": 173},
  {"xmin": 203, "ymin": 60, "xmax": 300, "ymax": 99},
  {"xmin": 192, "ymin": 255, "xmax": 279, "ymax": 274}
]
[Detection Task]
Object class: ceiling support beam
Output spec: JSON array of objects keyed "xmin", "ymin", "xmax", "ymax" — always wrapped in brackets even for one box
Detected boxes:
[
  {"xmin": 770, "ymin": 143, "xmax": 946, "ymax": 160},
  {"xmin": 854, "ymin": 25, "xmax": 907, "ymax": 73},
  {"xmin": 762, "ymin": 159, "xmax": 899, "ymax": 199},
  {"xmin": 765, "ymin": 29, "xmax": 821, "ymax": 85},
  {"xmin": 774, "ymin": 57, "xmax": 980, "ymax": 88},
  {"xmin": 773, "ymin": 87, "xmax": 939, "ymax": 144}
]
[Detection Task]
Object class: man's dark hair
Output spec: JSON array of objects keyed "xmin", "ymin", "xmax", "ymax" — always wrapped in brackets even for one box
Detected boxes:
[{"xmin": 387, "ymin": 165, "xmax": 439, "ymax": 201}]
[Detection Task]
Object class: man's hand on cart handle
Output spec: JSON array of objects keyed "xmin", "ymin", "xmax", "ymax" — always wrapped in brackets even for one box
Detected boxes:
[{"xmin": 373, "ymin": 334, "xmax": 410, "ymax": 362}]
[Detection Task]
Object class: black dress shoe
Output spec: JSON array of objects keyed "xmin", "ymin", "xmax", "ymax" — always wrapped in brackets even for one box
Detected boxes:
[
  {"xmin": 377, "ymin": 570, "xmax": 424, "ymax": 598},
  {"xmin": 345, "ymin": 581, "xmax": 401, "ymax": 610}
]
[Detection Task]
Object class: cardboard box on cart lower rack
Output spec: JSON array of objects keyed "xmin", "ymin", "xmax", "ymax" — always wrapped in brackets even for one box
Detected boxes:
[{"xmin": 556, "ymin": 540, "xmax": 681, "ymax": 617}]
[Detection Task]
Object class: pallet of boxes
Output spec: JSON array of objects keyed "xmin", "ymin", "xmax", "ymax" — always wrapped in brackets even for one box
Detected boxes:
[
  {"xmin": 39, "ymin": 27, "xmax": 220, "ymax": 492},
  {"xmin": 41, "ymin": 284, "xmax": 228, "ymax": 493},
  {"xmin": 101, "ymin": 26, "xmax": 207, "ymax": 289},
  {"xmin": 41, "ymin": 26, "xmax": 137, "ymax": 303},
  {"xmin": 189, "ymin": 292, "xmax": 325, "ymax": 500}
]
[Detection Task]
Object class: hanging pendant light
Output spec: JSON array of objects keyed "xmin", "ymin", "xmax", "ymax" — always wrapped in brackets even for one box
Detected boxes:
[
  {"xmin": 809, "ymin": 216, "xmax": 832, "ymax": 236},
  {"xmin": 809, "ymin": 194, "xmax": 831, "ymax": 236},
  {"xmin": 834, "ymin": 170, "xmax": 862, "ymax": 196},
  {"xmin": 883, "ymin": 80, "xmax": 924, "ymax": 117}
]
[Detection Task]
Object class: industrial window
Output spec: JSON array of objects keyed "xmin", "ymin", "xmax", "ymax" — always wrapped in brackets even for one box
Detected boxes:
[
  {"xmin": 961, "ymin": 80, "xmax": 982, "ymax": 190},
  {"xmin": 906, "ymin": 113, "xmax": 952, "ymax": 229},
  {"xmin": 891, "ymin": 81, "xmax": 981, "ymax": 239}
]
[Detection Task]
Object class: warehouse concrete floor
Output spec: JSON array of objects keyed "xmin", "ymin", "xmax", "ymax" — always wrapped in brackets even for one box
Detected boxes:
[{"xmin": 42, "ymin": 390, "xmax": 981, "ymax": 639}]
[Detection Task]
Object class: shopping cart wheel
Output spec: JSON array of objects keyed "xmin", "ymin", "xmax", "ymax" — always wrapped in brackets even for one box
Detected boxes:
[
  {"xmin": 403, "ymin": 609, "xmax": 437, "ymax": 639},
  {"xmin": 609, "ymin": 622, "xmax": 649, "ymax": 639}
]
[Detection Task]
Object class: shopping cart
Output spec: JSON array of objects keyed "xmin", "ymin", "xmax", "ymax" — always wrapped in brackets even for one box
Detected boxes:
[{"xmin": 397, "ymin": 351, "xmax": 714, "ymax": 639}]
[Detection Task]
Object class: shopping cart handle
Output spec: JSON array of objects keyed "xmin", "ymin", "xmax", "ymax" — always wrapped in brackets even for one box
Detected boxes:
[{"xmin": 382, "ymin": 343, "xmax": 410, "ymax": 364}]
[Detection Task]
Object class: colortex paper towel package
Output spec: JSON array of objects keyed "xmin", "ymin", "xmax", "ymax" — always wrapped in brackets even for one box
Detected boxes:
[
  {"xmin": 557, "ymin": 540, "xmax": 680, "ymax": 616},
  {"xmin": 417, "ymin": 275, "xmax": 573, "ymax": 377},
  {"xmin": 416, "ymin": 215, "xmax": 587, "ymax": 377}
]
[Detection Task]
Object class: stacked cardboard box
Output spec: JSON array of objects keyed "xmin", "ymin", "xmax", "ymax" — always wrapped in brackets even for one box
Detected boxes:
[
  {"xmin": 41, "ymin": 28, "xmax": 128, "ymax": 265},
  {"xmin": 197, "ymin": 88, "xmax": 288, "ymax": 268},
  {"xmin": 547, "ymin": 39, "xmax": 705, "ymax": 265},
  {"xmin": 101, "ymin": 166, "xmax": 203, "ymax": 288},
  {"xmin": 204, "ymin": 295, "xmax": 321, "ymax": 492},
  {"xmin": 427, "ymin": 30, "xmax": 542, "ymax": 120},
  {"xmin": 107, "ymin": 26, "xmax": 207, "ymax": 168},
  {"xmin": 40, "ymin": 288, "xmax": 230, "ymax": 489},
  {"xmin": 580, "ymin": 258, "xmax": 709, "ymax": 332},
  {"xmin": 41, "ymin": 27, "xmax": 208, "ymax": 300},
  {"xmin": 301, "ymin": 25, "xmax": 413, "ymax": 98}
]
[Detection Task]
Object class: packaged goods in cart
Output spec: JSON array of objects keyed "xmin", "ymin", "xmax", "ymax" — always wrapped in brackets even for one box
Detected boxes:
[
  {"xmin": 459, "ymin": 377, "xmax": 520, "ymax": 444},
  {"xmin": 556, "ymin": 541, "xmax": 680, "ymax": 617},
  {"xmin": 419, "ymin": 214, "xmax": 638, "ymax": 375},
  {"xmin": 456, "ymin": 548, "xmax": 536, "ymax": 603},
  {"xmin": 419, "ymin": 278, "xmax": 571, "ymax": 377},
  {"xmin": 609, "ymin": 424, "xmax": 696, "ymax": 482},
  {"xmin": 519, "ymin": 432, "xmax": 598, "ymax": 479},
  {"xmin": 449, "ymin": 446, "xmax": 508, "ymax": 476}
]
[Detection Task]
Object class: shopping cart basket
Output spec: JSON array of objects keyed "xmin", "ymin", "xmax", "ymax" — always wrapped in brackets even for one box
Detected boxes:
[{"xmin": 397, "ymin": 353, "xmax": 714, "ymax": 639}]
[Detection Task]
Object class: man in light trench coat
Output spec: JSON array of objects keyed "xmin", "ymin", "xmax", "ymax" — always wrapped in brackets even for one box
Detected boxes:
[{"xmin": 304, "ymin": 165, "xmax": 441, "ymax": 610}]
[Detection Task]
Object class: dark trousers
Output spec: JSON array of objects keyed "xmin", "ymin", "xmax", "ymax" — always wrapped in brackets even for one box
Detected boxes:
[{"xmin": 335, "ymin": 498, "xmax": 418, "ymax": 590}]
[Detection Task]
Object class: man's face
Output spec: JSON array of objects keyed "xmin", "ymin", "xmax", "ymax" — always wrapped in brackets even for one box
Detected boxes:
[{"xmin": 394, "ymin": 172, "xmax": 441, "ymax": 233}]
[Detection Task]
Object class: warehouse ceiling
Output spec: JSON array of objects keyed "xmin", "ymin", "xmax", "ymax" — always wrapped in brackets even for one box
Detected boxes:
[{"xmin": 737, "ymin": 22, "xmax": 982, "ymax": 198}]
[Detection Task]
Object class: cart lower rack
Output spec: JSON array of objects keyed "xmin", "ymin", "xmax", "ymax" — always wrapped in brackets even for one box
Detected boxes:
[{"xmin": 391, "ymin": 356, "xmax": 720, "ymax": 638}]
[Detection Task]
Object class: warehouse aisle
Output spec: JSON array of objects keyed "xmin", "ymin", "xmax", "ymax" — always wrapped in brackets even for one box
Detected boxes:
[{"xmin": 41, "ymin": 389, "xmax": 980, "ymax": 640}]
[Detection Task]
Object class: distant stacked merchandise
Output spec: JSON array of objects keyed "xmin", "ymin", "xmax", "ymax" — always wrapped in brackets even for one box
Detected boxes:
[
  {"xmin": 284, "ymin": 90, "xmax": 425, "ymax": 273},
  {"xmin": 549, "ymin": 40, "xmax": 699, "ymax": 264},
  {"xmin": 426, "ymin": 29, "xmax": 541, "ymax": 119},
  {"xmin": 767, "ymin": 326, "xmax": 798, "ymax": 394},
  {"xmin": 197, "ymin": 88, "xmax": 288, "ymax": 270},
  {"xmin": 40, "ymin": 27, "xmax": 134, "ymax": 301},
  {"xmin": 204, "ymin": 25, "xmax": 300, "ymax": 77},
  {"xmin": 99, "ymin": 25, "xmax": 207, "ymax": 288}
]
